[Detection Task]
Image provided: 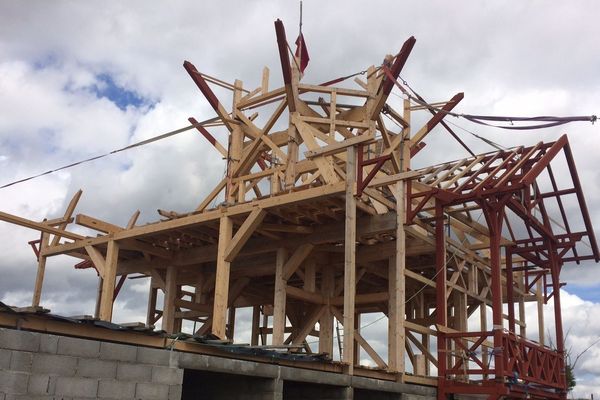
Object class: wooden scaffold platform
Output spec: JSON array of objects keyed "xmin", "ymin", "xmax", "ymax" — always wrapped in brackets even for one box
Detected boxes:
[{"xmin": 0, "ymin": 18, "xmax": 598, "ymax": 400}]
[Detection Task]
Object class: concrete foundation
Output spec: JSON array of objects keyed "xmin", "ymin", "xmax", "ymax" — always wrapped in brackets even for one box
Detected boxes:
[{"xmin": 0, "ymin": 327, "xmax": 436, "ymax": 399}]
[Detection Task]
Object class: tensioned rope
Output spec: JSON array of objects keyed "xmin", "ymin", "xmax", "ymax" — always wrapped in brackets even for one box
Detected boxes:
[
  {"xmin": 0, "ymin": 116, "xmax": 220, "ymax": 190},
  {"xmin": 2, "ymin": 66, "xmax": 596, "ymax": 190}
]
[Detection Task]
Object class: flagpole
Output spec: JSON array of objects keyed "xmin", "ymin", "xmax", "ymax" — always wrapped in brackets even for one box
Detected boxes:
[{"xmin": 298, "ymin": 1, "xmax": 303, "ymax": 73}]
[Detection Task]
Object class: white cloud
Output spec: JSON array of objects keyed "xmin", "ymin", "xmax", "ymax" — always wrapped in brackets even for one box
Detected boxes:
[{"xmin": 0, "ymin": 1, "xmax": 599, "ymax": 396}]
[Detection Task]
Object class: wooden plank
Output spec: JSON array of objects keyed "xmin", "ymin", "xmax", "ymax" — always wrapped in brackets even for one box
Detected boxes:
[
  {"xmin": 304, "ymin": 134, "xmax": 375, "ymax": 159},
  {"xmin": 293, "ymin": 117, "xmax": 340, "ymax": 184},
  {"xmin": 43, "ymin": 181, "xmax": 347, "ymax": 256},
  {"xmin": 211, "ymin": 216, "xmax": 233, "ymax": 339},
  {"xmin": 31, "ymin": 233, "xmax": 49, "ymax": 307},
  {"xmin": 98, "ymin": 241, "xmax": 119, "ymax": 322},
  {"xmin": 291, "ymin": 305, "xmax": 327, "ymax": 346},
  {"xmin": 51, "ymin": 189, "xmax": 83, "ymax": 246},
  {"xmin": 0, "ymin": 211, "xmax": 84, "ymax": 240},
  {"xmin": 343, "ymin": 145, "xmax": 357, "ymax": 371},
  {"xmin": 126, "ymin": 210, "xmax": 140, "ymax": 229},
  {"xmin": 76, "ymin": 214, "xmax": 123, "ymax": 233},
  {"xmin": 285, "ymin": 285, "xmax": 325, "ymax": 304},
  {"xmin": 224, "ymin": 208, "xmax": 266, "ymax": 262},
  {"xmin": 282, "ymin": 243, "xmax": 315, "ymax": 281},
  {"xmin": 297, "ymin": 83, "xmax": 370, "ymax": 98},
  {"xmin": 261, "ymin": 66, "xmax": 269, "ymax": 94},
  {"xmin": 273, "ymin": 248, "xmax": 287, "ymax": 345},
  {"xmin": 85, "ymin": 245, "xmax": 106, "ymax": 278}
]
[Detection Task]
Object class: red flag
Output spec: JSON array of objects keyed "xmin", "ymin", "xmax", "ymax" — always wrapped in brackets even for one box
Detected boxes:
[{"xmin": 294, "ymin": 34, "xmax": 310, "ymax": 73}]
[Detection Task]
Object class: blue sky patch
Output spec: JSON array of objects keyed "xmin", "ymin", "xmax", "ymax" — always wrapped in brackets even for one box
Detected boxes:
[
  {"xmin": 567, "ymin": 284, "xmax": 600, "ymax": 303},
  {"xmin": 93, "ymin": 74, "xmax": 147, "ymax": 110}
]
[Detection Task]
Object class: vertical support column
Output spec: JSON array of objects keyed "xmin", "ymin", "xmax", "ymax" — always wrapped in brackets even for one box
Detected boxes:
[
  {"xmin": 251, "ymin": 305, "xmax": 261, "ymax": 346},
  {"xmin": 343, "ymin": 146, "xmax": 357, "ymax": 372},
  {"xmin": 536, "ymin": 279, "xmax": 545, "ymax": 346},
  {"xmin": 213, "ymin": 216, "xmax": 233, "ymax": 339},
  {"xmin": 304, "ymin": 257, "xmax": 316, "ymax": 292},
  {"xmin": 162, "ymin": 267, "xmax": 177, "ymax": 334},
  {"xmin": 480, "ymin": 302, "xmax": 489, "ymax": 379},
  {"xmin": 319, "ymin": 264, "xmax": 334, "ymax": 355},
  {"xmin": 486, "ymin": 206, "xmax": 505, "ymax": 382},
  {"xmin": 417, "ymin": 291, "xmax": 430, "ymax": 375},
  {"xmin": 94, "ymin": 276, "xmax": 103, "ymax": 319},
  {"xmin": 435, "ymin": 200, "xmax": 447, "ymax": 399},
  {"xmin": 273, "ymin": 247, "xmax": 288, "ymax": 345},
  {"xmin": 227, "ymin": 307, "xmax": 236, "ymax": 341},
  {"xmin": 99, "ymin": 240, "xmax": 119, "ymax": 322},
  {"xmin": 506, "ymin": 248, "xmax": 516, "ymax": 333},
  {"xmin": 195, "ymin": 271, "xmax": 205, "ymax": 304},
  {"xmin": 32, "ymin": 233, "xmax": 49, "ymax": 307},
  {"xmin": 548, "ymin": 244, "xmax": 566, "ymax": 392},
  {"xmin": 389, "ymin": 180, "xmax": 406, "ymax": 374},
  {"xmin": 518, "ymin": 271, "xmax": 527, "ymax": 337},
  {"xmin": 226, "ymin": 80, "xmax": 244, "ymax": 203},
  {"xmin": 146, "ymin": 277, "xmax": 158, "ymax": 326}
]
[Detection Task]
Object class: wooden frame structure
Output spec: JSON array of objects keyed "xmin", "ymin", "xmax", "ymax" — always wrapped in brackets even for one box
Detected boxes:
[{"xmin": 1, "ymin": 19, "xmax": 598, "ymax": 400}]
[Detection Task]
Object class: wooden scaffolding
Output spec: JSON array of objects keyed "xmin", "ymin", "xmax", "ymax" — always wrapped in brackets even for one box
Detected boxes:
[{"xmin": 1, "ymin": 19, "xmax": 598, "ymax": 400}]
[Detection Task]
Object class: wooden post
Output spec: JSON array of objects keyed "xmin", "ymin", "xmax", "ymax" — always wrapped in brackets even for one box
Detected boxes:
[
  {"xmin": 146, "ymin": 277, "xmax": 158, "ymax": 326},
  {"xmin": 162, "ymin": 267, "xmax": 177, "ymax": 334},
  {"xmin": 417, "ymin": 291, "xmax": 430, "ymax": 375},
  {"xmin": 227, "ymin": 307, "xmax": 236, "ymax": 341},
  {"xmin": 343, "ymin": 146, "xmax": 357, "ymax": 372},
  {"xmin": 273, "ymin": 247, "xmax": 288, "ymax": 345},
  {"xmin": 227, "ymin": 80, "xmax": 244, "ymax": 203},
  {"xmin": 536, "ymin": 279, "xmax": 545, "ymax": 346},
  {"xmin": 31, "ymin": 233, "xmax": 49, "ymax": 307},
  {"xmin": 98, "ymin": 240, "xmax": 119, "ymax": 322},
  {"xmin": 435, "ymin": 200, "xmax": 447, "ymax": 391},
  {"xmin": 304, "ymin": 257, "xmax": 316, "ymax": 292},
  {"xmin": 354, "ymin": 313, "xmax": 361, "ymax": 364},
  {"xmin": 212, "ymin": 216, "xmax": 233, "ymax": 339},
  {"xmin": 319, "ymin": 264, "xmax": 334, "ymax": 355},
  {"xmin": 389, "ymin": 180, "xmax": 407, "ymax": 373},
  {"xmin": 251, "ymin": 305, "xmax": 261, "ymax": 346},
  {"xmin": 94, "ymin": 277, "xmax": 103, "ymax": 319}
]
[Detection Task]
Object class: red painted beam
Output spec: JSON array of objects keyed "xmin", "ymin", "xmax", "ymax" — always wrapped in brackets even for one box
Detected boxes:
[
  {"xmin": 274, "ymin": 19, "xmax": 292, "ymax": 86},
  {"xmin": 371, "ymin": 36, "xmax": 416, "ymax": 119},
  {"xmin": 183, "ymin": 61, "xmax": 221, "ymax": 113}
]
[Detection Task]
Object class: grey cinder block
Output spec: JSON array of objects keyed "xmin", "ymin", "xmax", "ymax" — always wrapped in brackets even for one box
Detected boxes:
[
  {"xmin": 32, "ymin": 353, "xmax": 77, "ymax": 376},
  {"xmin": 57, "ymin": 336, "xmax": 100, "ymax": 358},
  {"xmin": 136, "ymin": 347, "xmax": 171, "ymax": 366},
  {"xmin": 39, "ymin": 335, "xmax": 59, "ymax": 354},
  {"xmin": 116, "ymin": 362, "xmax": 151, "ymax": 382},
  {"xmin": 99, "ymin": 342, "xmax": 137, "ymax": 363},
  {"xmin": 97, "ymin": 379, "xmax": 136, "ymax": 399},
  {"xmin": 9, "ymin": 351, "xmax": 32, "ymax": 372},
  {"xmin": 0, "ymin": 329, "xmax": 39, "ymax": 352},
  {"xmin": 27, "ymin": 374, "xmax": 56, "ymax": 395},
  {"xmin": 0, "ymin": 370, "xmax": 29, "ymax": 394},
  {"xmin": 0, "ymin": 349, "xmax": 11, "ymax": 369},
  {"xmin": 76, "ymin": 358, "xmax": 117, "ymax": 379},
  {"xmin": 168, "ymin": 384, "xmax": 182, "ymax": 400},
  {"xmin": 151, "ymin": 366, "xmax": 183, "ymax": 385},
  {"xmin": 54, "ymin": 376, "xmax": 98, "ymax": 397},
  {"xmin": 135, "ymin": 382, "xmax": 170, "ymax": 400}
]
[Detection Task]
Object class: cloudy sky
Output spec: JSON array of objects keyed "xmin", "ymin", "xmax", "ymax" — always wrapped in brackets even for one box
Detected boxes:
[{"xmin": 0, "ymin": 1, "xmax": 599, "ymax": 396}]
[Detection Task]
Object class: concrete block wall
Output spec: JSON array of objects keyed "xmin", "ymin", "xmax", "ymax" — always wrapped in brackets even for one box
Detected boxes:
[
  {"xmin": 0, "ymin": 327, "xmax": 436, "ymax": 400},
  {"xmin": 0, "ymin": 328, "xmax": 183, "ymax": 400}
]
